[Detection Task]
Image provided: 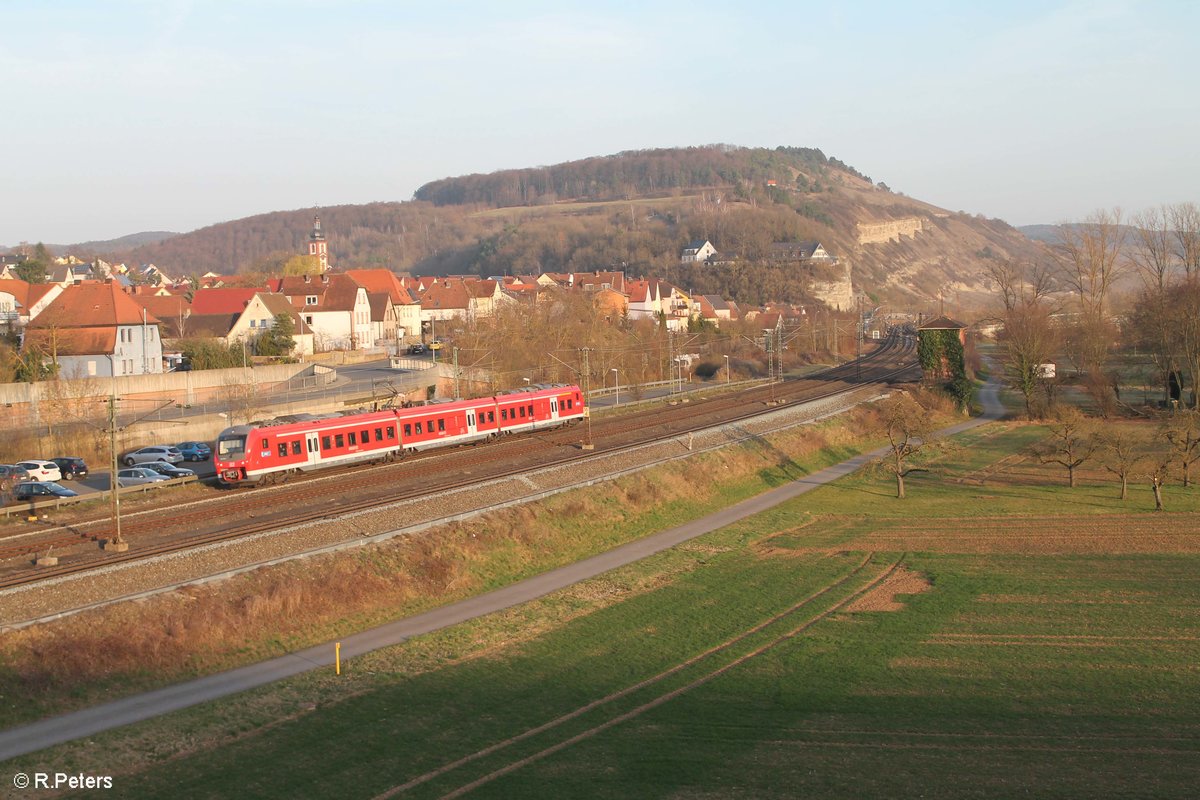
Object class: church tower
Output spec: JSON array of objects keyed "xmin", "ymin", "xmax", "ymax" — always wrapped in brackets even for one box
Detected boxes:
[{"xmin": 308, "ymin": 216, "xmax": 329, "ymax": 272}]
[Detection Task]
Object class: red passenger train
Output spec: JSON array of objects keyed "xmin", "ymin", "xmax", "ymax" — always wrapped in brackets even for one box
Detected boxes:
[{"xmin": 214, "ymin": 383, "xmax": 586, "ymax": 486}]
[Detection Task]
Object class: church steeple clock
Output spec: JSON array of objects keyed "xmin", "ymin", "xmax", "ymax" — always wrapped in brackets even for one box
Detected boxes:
[{"xmin": 308, "ymin": 215, "xmax": 329, "ymax": 272}]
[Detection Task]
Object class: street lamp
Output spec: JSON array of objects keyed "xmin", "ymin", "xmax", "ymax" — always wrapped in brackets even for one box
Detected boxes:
[
  {"xmin": 724, "ymin": 354, "xmax": 730, "ymax": 386},
  {"xmin": 611, "ymin": 368, "xmax": 619, "ymax": 406}
]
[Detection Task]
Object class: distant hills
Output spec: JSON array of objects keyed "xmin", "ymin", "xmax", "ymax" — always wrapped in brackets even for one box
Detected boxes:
[
  {"xmin": 2, "ymin": 231, "xmax": 178, "ymax": 257},
  {"xmin": 11, "ymin": 146, "xmax": 1054, "ymax": 310}
]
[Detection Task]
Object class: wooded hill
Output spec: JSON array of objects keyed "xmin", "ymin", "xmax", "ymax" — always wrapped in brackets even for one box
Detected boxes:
[{"xmin": 89, "ymin": 145, "xmax": 1046, "ymax": 310}]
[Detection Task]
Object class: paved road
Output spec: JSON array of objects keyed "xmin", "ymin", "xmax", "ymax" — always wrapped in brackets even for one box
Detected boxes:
[{"xmin": 0, "ymin": 379, "xmax": 1004, "ymax": 762}]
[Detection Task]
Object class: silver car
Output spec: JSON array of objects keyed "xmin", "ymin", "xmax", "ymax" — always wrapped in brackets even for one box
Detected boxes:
[
  {"xmin": 116, "ymin": 467, "xmax": 171, "ymax": 487},
  {"xmin": 123, "ymin": 446, "xmax": 184, "ymax": 467}
]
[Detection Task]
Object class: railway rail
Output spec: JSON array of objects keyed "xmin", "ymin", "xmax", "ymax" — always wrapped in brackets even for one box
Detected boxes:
[{"xmin": 0, "ymin": 335, "xmax": 917, "ymax": 591}]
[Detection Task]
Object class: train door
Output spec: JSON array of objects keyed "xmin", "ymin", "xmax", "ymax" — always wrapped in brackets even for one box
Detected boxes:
[
  {"xmin": 466, "ymin": 410, "xmax": 477, "ymax": 437},
  {"xmin": 550, "ymin": 398, "xmax": 559, "ymax": 422},
  {"xmin": 306, "ymin": 433, "xmax": 320, "ymax": 465}
]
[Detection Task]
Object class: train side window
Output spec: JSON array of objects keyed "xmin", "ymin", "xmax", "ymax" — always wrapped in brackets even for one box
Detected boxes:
[
  {"xmin": 566, "ymin": 399, "xmax": 572, "ymax": 409},
  {"xmin": 322, "ymin": 436, "xmax": 331, "ymax": 450},
  {"xmin": 528, "ymin": 404, "xmax": 534, "ymax": 416},
  {"xmin": 518, "ymin": 406, "xmax": 525, "ymax": 418},
  {"xmin": 349, "ymin": 431, "xmax": 357, "ymax": 446},
  {"xmin": 362, "ymin": 428, "xmax": 370, "ymax": 442},
  {"xmin": 278, "ymin": 443, "xmax": 288, "ymax": 458},
  {"xmin": 292, "ymin": 441, "xmax": 302, "ymax": 456},
  {"xmin": 501, "ymin": 408, "xmax": 507, "ymax": 420},
  {"xmin": 488, "ymin": 411, "xmax": 495, "ymax": 423},
  {"xmin": 375, "ymin": 428, "xmax": 383, "ymax": 442},
  {"xmin": 387, "ymin": 427, "xmax": 395, "ymax": 439},
  {"xmin": 335, "ymin": 434, "xmax": 345, "ymax": 448},
  {"xmin": 261, "ymin": 438, "xmax": 269, "ymax": 449},
  {"xmin": 438, "ymin": 419, "xmax": 445, "ymax": 432},
  {"xmin": 404, "ymin": 423, "xmax": 412, "ymax": 437},
  {"xmin": 415, "ymin": 422, "xmax": 423, "ymax": 434}
]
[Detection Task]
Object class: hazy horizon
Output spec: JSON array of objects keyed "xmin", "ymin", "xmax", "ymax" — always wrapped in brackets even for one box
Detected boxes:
[{"xmin": 5, "ymin": 0, "xmax": 1198, "ymax": 247}]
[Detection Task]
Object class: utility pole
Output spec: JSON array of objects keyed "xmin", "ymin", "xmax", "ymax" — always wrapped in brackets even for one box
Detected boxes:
[
  {"xmin": 453, "ymin": 346, "xmax": 461, "ymax": 400},
  {"xmin": 103, "ymin": 391, "xmax": 127, "ymax": 551},
  {"xmin": 580, "ymin": 347, "xmax": 594, "ymax": 450}
]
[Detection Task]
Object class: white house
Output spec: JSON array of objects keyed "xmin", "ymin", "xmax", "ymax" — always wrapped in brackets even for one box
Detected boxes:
[{"xmin": 680, "ymin": 239, "xmax": 717, "ymax": 264}]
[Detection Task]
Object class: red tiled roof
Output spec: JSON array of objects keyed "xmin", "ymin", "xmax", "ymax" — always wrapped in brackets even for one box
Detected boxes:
[
  {"xmin": 345, "ymin": 269, "xmax": 415, "ymax": 305},
  {"xmin": 190, "ymin": 287, "xmax": 259, "ymax": 315},
  {"xmin": 23, "ymin": 326, "xmax": 117, "ymax": 355},
  {"xmin": 28, "ymin": 282, "xmax": 161, "ymax": 329},
  {"xmin": 420, "ymin": 279, "xmax": 470, "ymax": 310}
]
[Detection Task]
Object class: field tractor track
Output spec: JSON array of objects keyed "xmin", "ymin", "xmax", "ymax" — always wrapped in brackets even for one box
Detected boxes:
[{"xmin": 375, "ymin": 552, "xmax": 903, "ymax": 800}]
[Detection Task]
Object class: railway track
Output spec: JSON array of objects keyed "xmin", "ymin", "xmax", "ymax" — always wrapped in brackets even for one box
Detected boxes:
[{"xmin": 0, "ymin": 335, "xmax": 917, "ymax": 590}]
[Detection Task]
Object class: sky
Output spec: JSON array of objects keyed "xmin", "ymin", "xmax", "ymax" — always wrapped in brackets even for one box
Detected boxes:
[{"xmin": 3, "ymin": 0, "xmax": 1198, "ymax": 246}]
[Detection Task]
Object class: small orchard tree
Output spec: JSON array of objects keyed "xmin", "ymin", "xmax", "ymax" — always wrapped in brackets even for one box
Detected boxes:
[
  {"xmin": 1144, "ymin": 451, "xmax": 1173, "ymax": 511},
  {"xmin": 1099, "ymin": 426, "xmax": 1144, "ymax": 500},
  {"xmin": 1160, "ymin": 410, "xmax": 1200, "ymax": 487},
  {"xmin": 1035, "ymin": 406, "xmax": 1098, "ymax": 488},
  {"xmin": 875, "ymin": 392, "xmax": 939, "ymax": 499}
]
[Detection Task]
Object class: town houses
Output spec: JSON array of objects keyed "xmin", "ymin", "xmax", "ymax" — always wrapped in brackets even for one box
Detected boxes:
[{"xmin": 0, "ymin": 220, "xmax": 800, "ymax": 376}]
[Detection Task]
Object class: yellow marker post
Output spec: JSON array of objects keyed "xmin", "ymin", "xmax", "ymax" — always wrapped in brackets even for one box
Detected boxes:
[{"xmin": 335, "ymin": 642, "xmax": 341, "ymax": 676}]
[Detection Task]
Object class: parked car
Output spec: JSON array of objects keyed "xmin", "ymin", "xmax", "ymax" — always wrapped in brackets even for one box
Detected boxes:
[
  {"xmin": 16, "ymin": 460, "xmax": 63, "ymax": 483},
  {"xmin": 406, "ymin": 343, "xmax": 426, "ymax": 355},
  {"xmin": 141, "ymin": 461, "xmax": 196, "ymax": 479},
  {"xmin": 0, "ymin": 465, "xmax": 31, "ymax": 491},
  {"xmin": 50, "ymin": 457, "xmax": 89, "ymax": 480},
  {"xmin": 12, "ymin": 481, "xmax": 78, "ymax": 501},
  {"xmin": 175, "ymin": 441, "xmax": 212, "ymax": 462},
  {"xmin": 116, "ymin": 468, "xmax": 171, "ymax": 487},
  {"xmin": 428, "ymin": 340, "xmax": 443, "ymax": 351},
  {"xmin": 123, "ymin": 446, "xmax": 184, "ymax": 466}
]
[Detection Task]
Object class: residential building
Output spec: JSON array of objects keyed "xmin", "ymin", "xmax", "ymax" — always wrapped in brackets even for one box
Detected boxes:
[
  {"xmin": 680, "ymin": 239, "xmax": 717, "ymax": 264},
  {"xmin": 23, "ymin": 282, "xmax": 164, "ymax": 377}
]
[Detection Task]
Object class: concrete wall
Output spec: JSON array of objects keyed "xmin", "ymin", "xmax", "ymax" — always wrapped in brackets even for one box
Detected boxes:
[{"xmin": 0, "ymin": 362, "xmax": 314, "ymax": 428}]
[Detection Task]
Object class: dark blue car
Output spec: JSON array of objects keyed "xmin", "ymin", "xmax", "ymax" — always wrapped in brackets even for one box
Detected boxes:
[{"xmin": 175, "ymin": 441, "xmax": 212, "ymax": 462}]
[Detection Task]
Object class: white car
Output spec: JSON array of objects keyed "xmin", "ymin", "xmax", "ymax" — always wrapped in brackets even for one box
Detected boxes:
[
  {"xmin": 116, "ymin": 467, "xmax": 171, "ymax": 487},
  {"xmin": 16, "ymin": 460, "xmax": 63, "ymax": 483},
  {"xmin": 123, "ymin": 446, "xmax": 184, "ymax": 466}
]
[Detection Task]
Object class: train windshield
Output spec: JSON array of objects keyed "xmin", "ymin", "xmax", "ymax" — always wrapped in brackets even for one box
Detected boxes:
[{"xmin": 217, "ymin": 436, "xmax": 246, "ymax": 460}]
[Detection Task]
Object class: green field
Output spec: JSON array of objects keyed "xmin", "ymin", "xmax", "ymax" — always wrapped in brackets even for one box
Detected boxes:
[{"xmin": 27, "ymin": 417, "xmax": 1200, "ymax": 798}]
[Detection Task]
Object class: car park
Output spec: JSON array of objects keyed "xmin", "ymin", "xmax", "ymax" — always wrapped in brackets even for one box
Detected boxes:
[
  {"xmin": 175, "ymin": 441, "xmax": 212, "ymax": 462},
  {"xmin": 50, "ymin": 457, "xmax": 89, "ymax": 480},
  {"xmin": 16, "ymin": 460, "xmax": 63, "ymax": 482},
  {"xmin": 12, "ymin": 481, "xmax": 78, "ymax": 501},
  {"xmin": 141, "ymin": 461, "xmax": 196, "ymax": 479},
  {"xmin": 116, "ymin": 468, "xmax": 171, "ymax": 487},
  {"xmin": 123, "ymin": 446, "xmax": 184, "ymax": 466}
]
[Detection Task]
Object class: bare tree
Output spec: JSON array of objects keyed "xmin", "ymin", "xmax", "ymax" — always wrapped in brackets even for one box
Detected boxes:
[
  {"xmin": 1160, "ymin": 410, "xmax": 1200, "ymax": 487},
  {"xmin": 986, "ymin": 260, "xmax": 1059, "ymax": 418},
  {"xmin": 1052, "ymin": 209, "xmax": 1126, "ymax": 374},
  {"xmin": 1158, "ymin": 277, "xmax": 1200, "ymax": 410},
  {"xmin": 1035, "ymin": 406, "xmax": 1098, "ymax": 488},
  {"xmin": 1099, "ymin": 425, "xmax": 1144, "ymax": 500},
  {"xmin": 1144, "ymin": 451, "xmax": 1173, "ymax": 511},
  {"xmin": 1170, "ymin": 202, "xmax": 1200, "ymax": 276},
  {"xmin": 874, "ymin": 392, "xmax": 939, "ymax": 499}
]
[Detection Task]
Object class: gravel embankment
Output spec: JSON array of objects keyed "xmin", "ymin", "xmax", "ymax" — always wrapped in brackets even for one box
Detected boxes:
[{"xmin": 0, "ymin": 387, "xmax": 885, "ymax": 628}]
